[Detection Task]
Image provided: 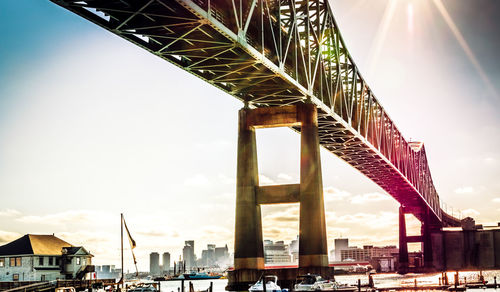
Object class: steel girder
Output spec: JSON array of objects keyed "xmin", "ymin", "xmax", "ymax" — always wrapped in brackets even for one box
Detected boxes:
[{"xmin": 49, "ymin": 0, "xmax": 461, "ymax": 227}]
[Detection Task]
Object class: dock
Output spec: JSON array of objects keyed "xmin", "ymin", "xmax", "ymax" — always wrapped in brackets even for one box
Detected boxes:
[{"xmin": 0, "ymin": 279, "xmax": 116, "ymax": 292}]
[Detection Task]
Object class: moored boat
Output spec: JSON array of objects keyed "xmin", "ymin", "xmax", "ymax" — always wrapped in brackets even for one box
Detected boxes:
[
  {"xmin": 178, "ymin": 271, "xmax": 222, "ymax": 280},
  {"xmin": 249, "ymin": 275, "xmax": 282, "ymax": 292},
  {"xmin": 294, "ymin": 274, "xmax": 357, "ymax": 292}
]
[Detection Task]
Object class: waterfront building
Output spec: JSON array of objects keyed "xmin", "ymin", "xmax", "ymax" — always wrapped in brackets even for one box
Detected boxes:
[
  {"xmin": 182, "ymin": 241, "xmax": 195, "ymax": 269},
  {"xmin": 337, "ymin": 244, "xmax": 399, "ymax": 272},
  {"xmin": 334, "ymin": 238, "xmax": 348, "ymax": 262},
  {"xmin": 162, "ymin": 252, "xmax": 170, "ymax": 274},
  {"xmin": 95, "ymin": 265, "xmax": 120, "ymax": 279},
  {"xmin": 149, "ymin": 252, "xmax": 160, "ymax": 275},
  {"xmin": 340, "ymin": 246, "xmax": 369, "ymax": 261},
  {"xmin": 264, "ymin": 240, "xmax": 291, "ymax": 264},
  {"xmin": 0, "ymin": 234, "xmax": 93, "ymax": 281}
]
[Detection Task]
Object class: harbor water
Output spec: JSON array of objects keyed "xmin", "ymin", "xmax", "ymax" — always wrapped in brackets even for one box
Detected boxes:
[{"xmin": 158, "ymin": 270, "xmax": 500, "ymax": 292}]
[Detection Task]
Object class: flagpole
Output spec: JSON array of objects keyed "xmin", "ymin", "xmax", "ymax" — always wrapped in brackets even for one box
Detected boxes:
[{"xmin": 121, "ymin": 213, "xmax": 124, "ymax": 292}]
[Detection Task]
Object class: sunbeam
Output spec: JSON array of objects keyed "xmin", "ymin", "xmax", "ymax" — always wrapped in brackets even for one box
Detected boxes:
[
  {"xmin": 432, "ymin": 0, "xmax": 498, "ymax": 99},
  {"xmin": 366, "ymin": 0, "xmax": 398, "ymax": 80}
]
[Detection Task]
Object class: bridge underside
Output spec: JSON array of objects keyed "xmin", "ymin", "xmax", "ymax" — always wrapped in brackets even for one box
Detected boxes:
[{"xmin": 50, "ymin": 0, "xmax": 461, "ymax": 227}]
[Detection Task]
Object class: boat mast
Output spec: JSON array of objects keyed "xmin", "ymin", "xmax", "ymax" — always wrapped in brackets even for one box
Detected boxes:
[{"xmin": 121, "ymin": 213, "xmax": 124, "ymax": 291}]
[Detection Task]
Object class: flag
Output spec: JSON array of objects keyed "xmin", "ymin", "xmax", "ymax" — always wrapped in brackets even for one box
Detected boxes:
[
  {"xmin": 123, "ymin": 215, "xmax": 139, "ymax": 276},
  {"xmin": 123, "ymin": 218, "xmax": 137, "ymax": 250}
]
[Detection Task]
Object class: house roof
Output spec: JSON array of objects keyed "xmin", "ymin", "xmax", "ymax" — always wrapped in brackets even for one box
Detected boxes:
[{"xmin": 0, "ymin": 234, "xmax": 73, "ymax": 256}]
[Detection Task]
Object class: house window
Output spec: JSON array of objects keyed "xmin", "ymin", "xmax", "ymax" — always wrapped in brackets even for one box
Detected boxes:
[
  {"xmin": 55, "ymin": 257, "xmax": 60, "ymax": 266},
  {"xmin": 13, "ymin": 274, "xmax": 19, "ymax": 281},
  {"xmin": 48, "ymin": 257, "xmax": 53, "ymax": 265},
  {"xmin": 39, "ymin": 257, "xmax": 44, "ymax": 266},
  {"xmin": 0, "ymin": 258, "xmax": 4, "ymax": 267},
  {"xmin": 10, "ymin": 257, "xmax": 21, "ymax": 267},
  {"xmin": 76, "ymin": 257, "xmax": 81, "ymax": 265},
  {"xmin": 41, "ymin": 275, "xmax": 46, "ymax": 281}
]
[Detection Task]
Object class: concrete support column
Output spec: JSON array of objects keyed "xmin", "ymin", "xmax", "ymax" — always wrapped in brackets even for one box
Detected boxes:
[
  {"xmin": 298, "ymin": 103, "xmax": 328, "ymax": 268},
  {"xmin": 234, "ymin": 108, "xmax": 264, "ymax": 270},
  {"xmin": 422, "ymin": 209, "xmax": 434, "ymax": 268},
  {"xmin": 398, "ymin": 206, "xmax": 409, "ymax": 273}
]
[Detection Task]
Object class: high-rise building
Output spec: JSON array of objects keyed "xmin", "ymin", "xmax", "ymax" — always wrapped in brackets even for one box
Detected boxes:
[
  {"xmin": 214, "ymin": 244, "xmax": 229, "ymax": 266},
  {"xmin": 334, "ymin": 238, "xmax": 348, "ymax": 261},
  {"xmin": 264, "ymin": 240, "xmax": 291, "ymax": 264},
  {"xmin": 149, "ymin": 252, "xmax": 160, "ymax": 275},
  {"xmin": 162, "ymin": 252, "xmax": 170, "ymax": 274},
  {"xmin": 201, "ymin": 244, "xmax": 216, "ymax": 267},
  {"xmin": 182, "ymin": 240, "xmax": 195, "ymax": 269}
]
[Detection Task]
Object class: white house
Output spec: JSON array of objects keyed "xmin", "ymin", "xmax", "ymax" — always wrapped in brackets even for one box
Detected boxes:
[{"xmin": 0, "ymin": 234, "xmax": 94, "ymax": 281}]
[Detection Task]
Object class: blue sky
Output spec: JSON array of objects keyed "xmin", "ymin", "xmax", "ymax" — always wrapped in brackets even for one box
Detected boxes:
[{"xmin": 0, "ymin": 0, "xmax": 499, "ymax": 270}]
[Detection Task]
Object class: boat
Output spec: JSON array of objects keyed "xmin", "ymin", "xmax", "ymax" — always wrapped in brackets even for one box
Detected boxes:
[
  {"xmin": 178, "ymin": 271, "xmax": 222, "ymax": 280},
  {"xmin": 294, "ymin": 274, "xmax": 357, "ymax": 292},
  {"xmin": 249, "ymin": 275, "xmax": 282, "ymax": 292},
  {"xmin": 127, "ymin": 283, "xmax": 158, "ymax": 292}
]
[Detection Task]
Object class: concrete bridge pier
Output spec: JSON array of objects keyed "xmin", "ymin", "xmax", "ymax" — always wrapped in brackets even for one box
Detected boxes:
[
  {"xmin": 298, "ymin": 103, "xmax": 329, "ymax": 270},
  {"xmin": 398, "ymin": 206, "xmax": 441, "ymax": 273},
  {"xmin": 227, "ymin": 103, "xmax": 331, "ymax": 291},
  {"xmin": 233, "ymin": 108, "xmax": 265, "ymax": 271},
  {"xmin": 398, "ymin": 205, "xmax": 409, "ymax": 274},
  {"xmin": 422, "ymin": 208, "xmax": 434, "ymax": 269}
]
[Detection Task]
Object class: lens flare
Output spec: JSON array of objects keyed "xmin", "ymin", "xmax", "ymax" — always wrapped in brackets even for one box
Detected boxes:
[
  {"xmin": 367, "ymin": 0, "xmax": 398, "ymax": 79},
  {"xmin": 407, "ymin": 3, "xmax": 414, "ymax": 34},
  {"xmin": 432, "ymin": 0, "xmax": 498, "ymax": 98}
]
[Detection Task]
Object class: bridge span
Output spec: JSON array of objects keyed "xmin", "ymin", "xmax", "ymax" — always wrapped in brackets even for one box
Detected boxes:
[{"xmin": 50, "ymin": 0, "xmax": 466, "ymax": 284}]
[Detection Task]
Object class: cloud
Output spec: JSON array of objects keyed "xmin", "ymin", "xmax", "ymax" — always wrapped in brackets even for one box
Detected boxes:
[
  {"xmin": 326, "ymin": 226, "xmax": 350, "ymax": 238},
  {"xmin": 263, "ymin": 205, "xmax": 299, "ymax": 224},
  {"xmin": 184, "ymin": 174, "xmax": 210, "ymax": 187},
  {"xmin": 17, "ymin": 210, "xmax": 105, "ymax": 226},
  {"xmin": 55, "ymin": 230, "xmax": 119, "ymax": 264},
  {"xmin": 259, "ymin": 174, "xmax": 275, "ymax": 185},
  {"xmin": 350, "ymin": 192, "xmax": 390, "ymax": 204},
  {"xmin": 454, "ymin": 187, "xmax": 474, "ymax": 194},
  {"xmin": 334, "ymin": 212, "xmax": 398, "ymax": 230},
  {"xmin": 199, "ymin": 226, "xmax": 233, "ymax": 244},
  {"xmin": 324, "ymin": 187, "xmax": 351, "ymax": 202},
  {"xmin": 0, "ymin": 209, "xmax": 21, "ymax": 217},
  {"xmin": 137, "ymin": 230, "xmax": 171, "ymax": 237},
  {"xmin": 0, "ymin": 230, "xmax": 21, "ymax": 245},
  {"xmin": 461, "ymin": 208, "xmax": 480, "ymax": 217},
  {"xmin": 218, "ymin": 174, "xmax": 235, "ymax": 185},
  {"xmin": 277, "ymin": 173, "xmax": 293, "ymax": 182}
]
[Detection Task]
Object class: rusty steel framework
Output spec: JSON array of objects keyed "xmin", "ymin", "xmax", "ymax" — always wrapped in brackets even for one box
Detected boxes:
[{"xmin": 50, "ymin": 0, "xmax": 461, "ymax": 227}]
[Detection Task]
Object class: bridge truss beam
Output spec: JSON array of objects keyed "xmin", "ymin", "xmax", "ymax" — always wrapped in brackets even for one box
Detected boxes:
[{"xmin": 49, "ymin": 0, "xmax": 462, "ymax": 227}]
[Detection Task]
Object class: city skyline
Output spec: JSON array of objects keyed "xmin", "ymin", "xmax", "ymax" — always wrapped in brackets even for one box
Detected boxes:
[{"xmin": 1, "ymin": 0, "xmax": 500, "ymax": 272}]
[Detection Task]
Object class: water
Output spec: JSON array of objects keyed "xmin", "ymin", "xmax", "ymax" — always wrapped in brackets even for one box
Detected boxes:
[
  {"xmin": 158, "ymin": 270, "xmax": 500, "ymax": 292},
  {"xmin": 335, "ymin": 270, "xmax": 500, "ymax": 288},
  {"xmin": 159, "ymin": 279, "xmax": 227, "ymax": 292}
]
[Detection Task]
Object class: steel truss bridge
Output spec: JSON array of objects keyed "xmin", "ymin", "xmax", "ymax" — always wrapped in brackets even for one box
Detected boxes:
[{"xmin": 50, "ymin": 0, "xmax": 461, "ymax": 227}]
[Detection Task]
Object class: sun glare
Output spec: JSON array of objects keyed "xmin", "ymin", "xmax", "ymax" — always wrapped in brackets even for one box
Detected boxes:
[
  {"xmin": 407, "ymin": 3, "xmax": 414, "ymax": 34},
  {"xmin": 366, "ymin": 0, "xmax": 398, "ymax": 79},
  {"xmin": 431, "ymin": 0, "xmax": 498, "ymax": 98}
]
